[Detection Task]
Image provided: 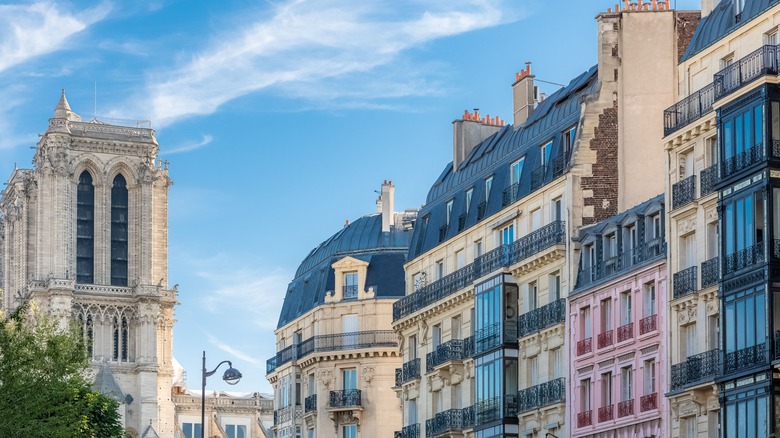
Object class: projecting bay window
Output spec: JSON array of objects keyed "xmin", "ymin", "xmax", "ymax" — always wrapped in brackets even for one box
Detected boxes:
[
  {"xmin": 474, "ymin": 275, "xmax": 518, "ymax": 354},
  {"xmin": 723, "ymin": 384, "xmax": 769, "ymax": 438},
  {"xmin": 720, "ymin": 100, "xmax": 764, "ymax": 178},
  {"xmin": 723, "ymin": 286, "xmax": 767, "ymax": 373},
  {"xmin": 76, "ymin": 171, "xmax": 95, "ymax": 284},
  {"xmin": 475, "ymin": 349, "xmax": 517, "ymax": 424},
  {"xmin": 111, "ymin": 174, "xmax": 129, "ymax": 286},
  {"xmin": 722, "ymin": 191, "xmax": 765, "ymax": 275}
]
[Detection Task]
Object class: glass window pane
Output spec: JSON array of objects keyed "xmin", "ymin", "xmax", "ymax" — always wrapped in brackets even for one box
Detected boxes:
[
  {"xmin": 725, "ymin": 120, "xmax": 734, "ymax": 159},
  {"xmin": 736, "ymin": 114, "xmax": 744, "ymax": 154},
  {"xmin": 755, "ymin": 105, "xmax": 764, "ymax": 147}
]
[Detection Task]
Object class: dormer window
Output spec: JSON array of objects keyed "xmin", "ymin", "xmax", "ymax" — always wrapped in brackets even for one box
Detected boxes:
[
  {"xmin": 343, "ymin": 272, "xmax": 358, "ymax": 299},
  {"xmin": 563, "ymin": 126, "xmax": 576, "ymax": 161},
  {"xmin": 541, "ymin": 141, "xmax": 552, "ymax": 168},
  {"xmin": 485, "ymin": 176, "xmax": 493, "ymax": 201},
  {"xmin": 735, "ymin": 0, "xmax": 745, "ymax": 20},
  {"xmin": 465, "ymin": 188, "xmax": 473, "ymax": 213},
  {"xmin": 510, "ymin": 158, "xmax": 524, "ymax": 186}
]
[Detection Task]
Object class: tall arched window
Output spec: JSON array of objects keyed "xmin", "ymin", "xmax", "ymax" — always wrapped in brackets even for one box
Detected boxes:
[
  {"xmin": 112, "ymin": 316, "xmax": 119, "ymax": 361},
  {"xmin": 121, "ymin": 316, "xmax": 128, "ymax": 362},
  {"xmin": 76, "ymin": 171, "xmax": 94, "ymax": 284},
  {"xmin": 111, "ymin": 175, "xmax": 128, "ymax": 286}
]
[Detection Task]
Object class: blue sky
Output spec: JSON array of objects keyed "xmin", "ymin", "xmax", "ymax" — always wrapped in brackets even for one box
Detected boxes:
[{"xmin": 0, "ymin": 0, "xmax": 701, "ymax": 393}]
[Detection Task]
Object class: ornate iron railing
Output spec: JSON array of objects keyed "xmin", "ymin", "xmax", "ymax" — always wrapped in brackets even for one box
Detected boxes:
[
  {"xmin": 329, "ymin": 389, "xmax": 361, "ymax": 408},
  {"xmin": 673, "ymin": 266, "xmax": 697, "ymax": 299},
  {"xmin": 475, "ymin": 395, "xmax": 517, "ymax": 425},
  {"xmin": 598, "ymin": 404, "xmax": 614, "ymax": 422},
  {"xmin": 577, "ymin": 410, "xmax": 592, "ymax": 428},
  {"xmin": 577, "ymin": 338, "xmax": 592, "ymax": 356},
  {"xmin": 597, "ymin": 330, "xmax": 614, "ymax": 349},
  {"xmin": 517, "ymin": 298, "xmax": 566, "ymax": 338},
  {"xmin": 672, "ymin": 175, "xmax": 697, "ymax": 209},
  {"xmin": 700, "ymin": 163, "xmax": 719, "ymax": 196},
  {"xmin": 664, "ymin": 82, "xmax": 715, "ymax": 136},
  {"xmin": 721, "ymin": 143, "xmax": 764, "ymax": 179},
  {"xmin": 394, "ymin": 222, "xmax": 565, "ymax": 321},
  {"xmin": 502, "ymin": 183, "xmax": 520, "ymax": 207},
  {"xmin": 640, "ymin": 393, "xmax": 658, "ymax": 412},
  {"xmin": 439, "ymin": 225, "xmax": 448, "ymax": 242},
  {"xmin": 670, "ymin": 349, "xmax": 720, "ymax": 391},
  {"xmin": 639, "ymin": 314, "xmax": 657, "ymax": 335},
  {"xmin": 773, "ymin": 239, "xmax": 780, "ymax": 259},
  {"xmin": 267, "ymin": 330, "xmax": 397, "ymax": 374},
  {"xmin": 425, "ymin": 408, "xmax": 470, "ymax": 437},
  {"xmin": 723, "ymin": 242, "xmax": 765, "ymax": 275},
  {"xmin": 457, "ymin": 213, "xmax": 467, "ymax": 231},
  {"xmin": 396, "ymin": 358, "xmax": 420, "ymax": 386},
  {"xmin": 462, "ymin": 404, "xmax": 476, "ymax": 429},
  {"xmin": 701, "ymin": 257, "xmax": 719, "ymax": 289},
  {"xmin": 714, "ymin": 44, "xmax": 779, "ymax": 99},
  {"xmin": 617, "ymin": 323, "xmax": 633, "ymax": 343},
  {"xmin": 463, "ymin": 335, "xmax": 475, "ymax": 359},
  {"xmin": 273, "ymin": 410, "xmax": 278, "ymax": 425},
  {"xmin": 552, "ymin": 155, "xmax": 566, "ymax": 178},
  {"xmin": 426, "ymin": 339, "xmax": 468, "ymax": 372},
  {"xmin": 724, "ymin": 342, "xmax": 768, "ymax": 374},
  {"xmin": 516, "ymin": 377, "xmax": 566, "ymax": 414},
  {"xmin": 343, "ymin": 284, "xmax": 358, "ymax": 299},
  {"xmin": 576, "ymin": 240, "xmax": 667, "ymax": 289},
  {"xmin": 531, "ymin": 166, "xmax": 545, "ymax": 190},
  {"xmin": 617, "ymin": 399, "xmax": 633, "ymax": 417},
  {"xmin": 773, "ymin": 139, "xmax": 780, "ymax": 158},
  {"xmin": 395, "ymin": 423, "xmax": 420, "ymax": 438},
  {"xmin": 476, "ymin": 201, "xmax": 487, "ymax": 221},
  {"xmin": 304, "ymin": 394, "xmax": 317, "ymax": 413}
]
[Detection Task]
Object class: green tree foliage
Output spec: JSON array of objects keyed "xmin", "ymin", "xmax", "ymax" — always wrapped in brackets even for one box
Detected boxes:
[{"xmin": 0, "ymin": 303, "xmax": 123, "ymax": 437}]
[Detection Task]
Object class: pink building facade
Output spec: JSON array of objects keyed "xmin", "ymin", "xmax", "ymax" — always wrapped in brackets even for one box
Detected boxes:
[{"xmin": 568, "ymin": 196, "xmax": 668, "ymax": 437}]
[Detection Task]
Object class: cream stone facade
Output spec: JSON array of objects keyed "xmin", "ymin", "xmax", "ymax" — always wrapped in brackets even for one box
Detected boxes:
[
  {"xmin": 0, "ymin": 92, "xmax": 176, "ymax": 437},
  {"xmin": 173, "ymin": 387, "xmax": 274, "ymax": 438}
]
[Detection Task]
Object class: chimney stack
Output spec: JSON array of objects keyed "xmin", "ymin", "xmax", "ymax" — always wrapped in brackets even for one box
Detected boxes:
[
  {"xmin": 381, "ymin": 180, "xmax": 395, "ymax": 232},
  {"xmin": 512, "ymin": 62, "xmax": 535, "ymax": 126},
  {"xmin": 452, "ymin": 109, "xmax": 504, "ymax": 169}
]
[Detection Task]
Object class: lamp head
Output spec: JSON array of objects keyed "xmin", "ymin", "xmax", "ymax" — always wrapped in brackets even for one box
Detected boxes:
[{"xmin": 222, "ymin": 366, "xmax": 242, "ymax": 385}]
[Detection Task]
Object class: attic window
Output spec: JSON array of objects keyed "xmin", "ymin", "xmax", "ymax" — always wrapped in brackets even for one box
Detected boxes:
[{"xmin": 735, "ymin": 0, "xmax": 745, "ymax": 20}]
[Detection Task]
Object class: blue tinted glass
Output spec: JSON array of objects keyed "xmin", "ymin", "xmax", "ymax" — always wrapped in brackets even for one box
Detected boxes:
[
  {"xmin": 726, "ymin": 204, "xmax": 735, "ymax": 255},
  {"xmin": 738, "ymin": 401, "xmax": 747, "ymax": 437},
  {"xmin": 727, "ymin": 403, "xmax": 736, "ymax": 437},
  {"xmin": 736, "ymin": 199, "xmax": 745, "ymax": 251},
  {"xmin": 745, "ymin": 195, "xmax": 754, "ymax": 248},
  {"xmin": 736, "ymin": 114, "xmax": 744, "ymax": 154},
  {"xmin": 736, "ymin": 299, "xmax": 746, "ymax": 349},
  {"xmin": 725, "ymin": 120, "xmax": 734, "ymax": 159},
  {"xmin": 755, "ymin": 105, "xmax": 764, "ymax": 147},
  {"xmin": 756, "ymin": 292, "xmax": 766, "ymax": 342},
  {"xmin": 744, "ymin": 110, "xmax": 752, "ymax": 152},
  {"xmin": 748, "ymin": 398, "xmax": 756, "ymax": 438},
  {"xmin": 758, "ymin": 395, "xmax": 768, "ymax": 438},
  {"xmin": 726, "ymin": 302, "xmax": 736, "ymax": 352}
]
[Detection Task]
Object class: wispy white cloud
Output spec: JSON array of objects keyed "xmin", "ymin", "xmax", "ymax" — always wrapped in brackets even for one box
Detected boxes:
[
  {"xmin": 207, "ymin": 335, "xmax": 261, "ymax": 366},
  {"xmin": 140, "ymin": 0, "xmax": 523, "ymax": 126},
  {"xmin": 163, "ymin": 134, "xmax": 213, "ymax": 154},
  {"xmin": 0, "ymin": 1, "xmax": 111, "ymax": 73}
]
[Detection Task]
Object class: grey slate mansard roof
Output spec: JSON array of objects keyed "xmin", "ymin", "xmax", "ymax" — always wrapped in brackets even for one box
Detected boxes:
[
  {"xmin": 407, "ymin": 65, "xmax": 599, "ymax": 260},
  {"xmin": 277, "ymin": 213, "xmax": 413, "ymax": 328},
  {"xmin": 681, "ymin": 0, "xmax": 780, "ymax": 62}
]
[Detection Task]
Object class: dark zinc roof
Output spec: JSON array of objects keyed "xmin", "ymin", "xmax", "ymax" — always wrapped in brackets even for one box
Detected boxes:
[
  {"xmin": 574, "ymin": 194, "xmax": 665, "ymax": 239},
  {"xmin": 277, "ymin": 214, "xmax": 412, "ymax": 328},
  {"xmin": 408, "ymin": 66, "xmax": 599, "ymax": 260},
  {"xmin": 681, "ymin": 0, "xmax": 780, "ymax": 62}
]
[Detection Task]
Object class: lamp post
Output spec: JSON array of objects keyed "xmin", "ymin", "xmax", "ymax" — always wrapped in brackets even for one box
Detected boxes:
[{"xmin": 201, "ymin": 350, "xmax": 242, "ymax": 438}]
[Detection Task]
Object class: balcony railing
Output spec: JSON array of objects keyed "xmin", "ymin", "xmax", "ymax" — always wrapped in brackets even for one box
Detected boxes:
[
  {"xmin": 463, "ymin": 335, "xmax": 475, "ymax": 359},
  {"xmin": 713, "ymin": 44, "xmax": 779, "ymax": 99},
  {"xmin": 475, "ymin": 394, "xmax": 518, "ymax": 425},
  {"xmin": 577, "ymin": 338, "xmax": 593, "ymax": 356},
  {"xmin": 640, "ymin": 393, "xmax": 658, "ymax": 412},
  {"xmin": 700, "ymin": 164, "xmax": 718, "ymax": 197},
  {"xmin": 439, "ymin": 225, "xmax": 448, "ymax": 242},
  {"xmin": 775, "ymin": 331, "xmax": 780, "ymax": 360},
  {"xmin": 475, "ymin": 320, "xmax": 518, "ymax": 354},
  {"xmin": 343, "ymin": 284, "xmax": 357, "ymax": 300},
  {"xmin": 664, "ymin": 83, "xmax": 715, "ymax": 136},
  {"xmin": 724, "ymin": 342, "xmax": 768, "ymax": 374},
  {"xmin": 617, "ymin": 399, "xmax": 633, "ymax": 418},
  {"xmin": 517, "ymin": 377, "xmax": 566, "ymax": 414},
  {"xmin": 576, "ymin": 240, "xmax": 667, "ymax": 289},
  {"xmin": 577, "ymin": 410, "xmax": 592, "ymax": 428},
  {"xmin": 426, "ymin": 339, "xmax": 469, "ymax": 372},
  {"xmin": 773, "ymin": 239, "xmax": 780, "ymax": 259},
  {"xmin": 673, "ymin": 266, "xmax": 697, "ymax": 299},
  {"xmin": 517, "ymin": 298, "xmax": 566, "ymax": 338},
  {"xmin": 639, "ymin": 314, "xmax": 657, "ymax": 335},
  {"xmin": 457, "ymin": 213, "xmax": 467, "ymax": 231},
  {"xmin": 395, "ymin": 424, "xmax": 420, "ymax": 438},
  {"xmin": 722, "ymin": 143, "xmax": 764, "ymax": 179},
  {"xmin": 329, "ymin": 389, "xmax": 361, "ymax": 408},
  {"xmin": 502, "ymin": 183, "xmax": 520, "ymax": 207},
  {"xmin": 672, "ymin": 175, "xmax": 696, "ymax": 209},
  {"xmin": 701, "ymin": 257, "xmax": 719, "ymax": 289},
  {"xmin": 597, "ymin": 330, "xmax": 614, "ymax": 349},
  {"xmin": 425, "ymin": 408, "xmax": 472, "ymax": 437},
  {"xmin": 304, "ymin": 394, "xmax": 317, "ymax": 413},
  {"xmin": 396, "ymin": 358, "xmax": 421, "ymax": 386},
  {"xmin": 617, "ymin": 323, "xmax": 633, "ymax": 343},
  {"xmin": 462, "ymin": 404, "xmax": 476, "ymax": 429},
  {"xmin": 723, "ymin": 242, "xmax": 765, "ymax": 275},
  {"xmin": 670, "ymin": 349, "xmax": 720, "ymax": 391},
  {"xmin": 476, "ymin": 201, "xmax": 487, "ymax": 221},
  {"xmin": 266, "ymin": 330, "xmax": 397, "ymax": 374},
  {"xmin": 531, "ymin": 166, "xmax": 545, "ymax": 190},
  {"xmin": 598, "ymin": 405, "xmax": 614, "ymax": 422},
  {"xmin": 394, "ymin": 222, "xmax": 566, "ymax": 321}
]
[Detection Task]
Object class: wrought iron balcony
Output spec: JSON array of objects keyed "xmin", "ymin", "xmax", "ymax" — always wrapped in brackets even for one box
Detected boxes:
[
  {"xmin": 672, "ymin": 175, "xmax": 696, "ymax": 209},
  {"xmin": 663, "ymin": 82, "xmax": 714, "ymax": 136},
  {"xmin": 476, "ymin": 201, "xmax": 487, "ymax": 221},
  {"xmin": 476, "ymin": 395, "xmax": 518, "ymax": 425},
  {"xmin": 395, "ymin": 424, "xmax": 420, "ymax": 438},
  {"xmin": 426, "ymin": 339, "xmax": 469, "ymax": 372},
  {"xmin": 721, "ymin": 143, "xmax": 764, "ymax": 179},
  {"xmin": 463, "ymin": 335, "xmax": 475, "ymax": 359},
  {"xmin": 774, "ymin": 139, "xmax": 780, "ymax": 158},
  {"xmin": 597, "ymin": 330, "xmax": 614, "ymax": 349},
  {"xmin": 700, "ymin": 257, "xmax": 719, "ymax": 289},
  {"xmin": 576, "ymin": 239, "xmax": 667, "ymax": 290},
  {"xmin": 700, "ymin": 164, "xmax": 718, "ymax": 197},
  {"xmin": 457, "ymin": 213, "xmax": 467, "ymax": 231},
  {"xmin": 723, "ymin": 242, "xmax": 764, "ymax": 275},
  {"xmin": 617, "ymin": 323, "xmax": 633, "ymax": 343},
  {"xmin": 343, "ymin": 284, "xmax": 357, "ymax": 300},
  {"xmin": 670, "ymin": 349, "xmax": 720, "ymax": 391},
  {"xmin": 517, "ymin": 298, "xmax": 565, "ymax": 338},
  {"xmin": 439, "ymin": 225, "xmax": 448, "ymax": 242},
  {"xmin": 577, "ymin": 410, "xmax": 592, "ymax": 428},
  {"xmin": 328, "ymin": 389, "xmax": 361, "ymax": 408},
  {"xmin": 273, "ymin": 410, "xmax": 278, "ymax": 425},
  {"xmin": 266, "ymin": 356, "xmax": 278, "ymax": 374},
  {"xmin": 475, "ymin": 320, "xmax": 517, "ymax": 354},
  {"xmin": 673, "ymin": 266, "xmax": 697, "ymax": 299},
  {"xmin": 530, "ymin": 166, "xmax": 545, "ymax": 190},
  {"xmin": 640, "ymin": 393, "xmax": 658, "ymax": 412},
  {"xmin": 639, "ymin": 314, "xmax": 657, "ymax": 335},
  {"xmin": 304, "ymin": 394, "xmax": 317, "ymax": 413},
  {"xmin": 462, "ymin": 404, "xmax": 476, "ymax": 429},
  {"xmin": 713, "ymin": 44, "xmax": 779, "ymax": 99},
  {"xmin": 598, "ymin": 404, "xmax": 614, "ymax": 422},
  {"xmin": 617, "ymin": 399, "xmax": 633, "ymax": 418},
  {"xmin": 774, "ymin": 239, "xmax": 780, "ymax": 260},
  {"xmin": 516, "ymin": 377, "xmax": 566, "ymax": 414},
  {"xmin": 502, "ymin": 183, "xmax": 520, "ymax": 207},
  {"xmin": 577, "ymin": 337, "xmax": 592, "ymax": 356},
  {"xmin": 724, "ymin": 342, "xmax": 768, "ymax": 374},
  {"xmin": 396, "ymin": 358, "xmax": 421, "ymax": 386},
  {"xmin": 425, "ymin": 408, "xmax": 471, "ymax": 437},
  {"xmin": 393, "ymin": 221, "xmax": 566, "ymax": 321}
]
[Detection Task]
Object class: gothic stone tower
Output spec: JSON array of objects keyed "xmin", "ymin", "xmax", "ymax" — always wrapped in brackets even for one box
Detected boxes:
[{"xmin": 0, "ymin": 91, "xmax": 176, "ymax": 437}]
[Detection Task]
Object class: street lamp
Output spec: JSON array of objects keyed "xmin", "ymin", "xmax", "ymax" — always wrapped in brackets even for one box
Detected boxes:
[
  {"xmin": 201, "ymin": 350, "xmax": 242, "ymax": 438},
  {"xmin": 545, "ymin": 433, "xmax": 559, "ymax": 438}
]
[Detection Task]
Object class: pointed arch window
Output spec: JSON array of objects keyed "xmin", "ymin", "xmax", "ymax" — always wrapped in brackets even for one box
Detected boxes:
[
  {"xmin": 86, "ymin": 314, "xmax": 94, "ymax": 358},
  {"xmin": 76, "ymin": 171, "xmax": 95, "ymax": 284},
  {"xmin": 111, "ymin": 175, "xmax": 128, "ymax": 286},
  {"xmin": 121, "ymin": 316, "xmax": 128, "ymax": 361},
  {"xmin": 112, "ymin": 316, "xmax": 119, "ymax": 361}
]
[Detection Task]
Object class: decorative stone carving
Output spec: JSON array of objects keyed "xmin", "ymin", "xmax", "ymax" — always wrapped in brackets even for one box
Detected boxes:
[
  {"xmin": 677, "ymin": 215, "xmax": 697, "ymax": 235},
  {"xmin": 318, "ymin": 369, "xmax": 334, "ymax": 389},
  {"xmin": 362, "ymin": 366, "xmax": 374, "ymax": 386}
]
